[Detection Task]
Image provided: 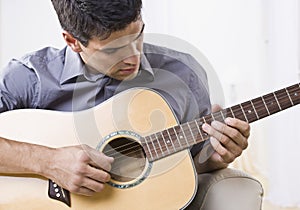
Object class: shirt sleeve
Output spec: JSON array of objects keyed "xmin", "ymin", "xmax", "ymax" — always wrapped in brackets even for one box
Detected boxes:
[
  {"xmin": 183, "ymin": 54, "xmax": 212, "ymax": 157},
  {"xmin": 182, "ymin": 54, "xmax": 211, "ymax": 122},
  {"xmin": 0, "ymin": 59, "xmax": 39, "ymax": 113}
]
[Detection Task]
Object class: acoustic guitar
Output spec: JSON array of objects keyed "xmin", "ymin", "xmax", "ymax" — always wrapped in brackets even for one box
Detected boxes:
[{"xmin": 0, "ymin": 83, "xmax": 299, "ymax": 210}]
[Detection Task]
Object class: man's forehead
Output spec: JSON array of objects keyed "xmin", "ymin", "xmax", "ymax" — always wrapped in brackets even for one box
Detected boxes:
[{"xmin": 90, "ymin": 20, "xmax": 144, "ymax": 50}]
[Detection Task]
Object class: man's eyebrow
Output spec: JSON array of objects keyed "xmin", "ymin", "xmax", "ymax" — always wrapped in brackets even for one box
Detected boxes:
[{"xmin": 100, "ymin": 24, "xmax": 145, "ymax": 52}]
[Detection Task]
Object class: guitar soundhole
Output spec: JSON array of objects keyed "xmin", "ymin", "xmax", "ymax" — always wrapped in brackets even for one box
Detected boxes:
[{"xmin": 102, "ymin": 137, "xmax": 147, "ymax": 183}]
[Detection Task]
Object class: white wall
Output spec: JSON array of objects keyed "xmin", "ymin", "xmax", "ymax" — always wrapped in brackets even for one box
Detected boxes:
[
  {"xmin": 143, "ymin": 3, "xmax": 300, "ymax": 207},
  {"xmin": 0, "ymin": 0, "xmax": 64, "ymax": 68},
  {"xmin": 143, "ymin": 0, "xmax": 268, "ymax": 103},
  {"xmin": 262, "ymin": 0, "xmax": 300, "ymax": 206}
]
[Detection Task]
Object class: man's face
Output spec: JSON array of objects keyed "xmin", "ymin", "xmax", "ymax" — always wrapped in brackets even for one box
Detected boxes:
[{"xmin": 79, "ymin": 20, "xmax": 144, "ymax": 81}]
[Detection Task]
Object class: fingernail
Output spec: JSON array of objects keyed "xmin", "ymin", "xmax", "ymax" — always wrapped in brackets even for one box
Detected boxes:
[
  {"xmin": 225, "ymin": 117, "xmax": 232, "ymax": 124},
  {"xmin": 211, "ymin": 121, "xmax": 218, "ymax": 127},
  {"xmin": 108, "ymin": 156, "xmax": 114, "ymax": 163},
  {"xmin": 202, "ymin": 123, "xmax": 209, "ymax": 131}
]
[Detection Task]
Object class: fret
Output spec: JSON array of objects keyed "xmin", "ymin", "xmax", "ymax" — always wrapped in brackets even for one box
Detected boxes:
[
  {"xmin": 229, "ymin": 107, "xmax": 236, "ymax": 118},
  {"xmin": 211, "ymin": 113, "xmax": 215, "ymax": 121},
  {"xmin": 241, "ymin": 101, "xmax": 258, "ymax": 123},
  {"xmin": 211, "ymin": 111, "xmax": 225, "ymax": 122},
  {"xmin": 222, "ymin": 108, "xmax": 233, "ymax": 118},
  {"xmin": 203, "ymin": 114, "xmax": 213, "ymax": 125},
  {"xmin": 162, "ymin": 130, "xmax": 174, "ymax": 154},
  {"xmin": 149, "ymin": 134, "xmax": 160, "ymax": 158},
  {"xmin": 165, "ymin": 129, "xmax": 176, "ymax": 152},
  {"xmin": 200, "ymin": 117, "xmax": 210, "ymax": 138},
  {"xmin": 261, "ymin": 96, "xmax": 270, "ymax": 115},
  {"xmin": 143, "ymin": 136, "xmax": 154, "ymax": 161},
  {"xmin": 191, "ymin": 121, "xmax": 205, "ymax": 142},
  {"xmin": 273, "ymin": 92, "xmax": 282, "ymax": 110},
  {"xmin": 286, "ymin": 84, "xmax": 300, "ymax": 105},
  {"xmin": 195, "ymin": 118, "xmax": 210, "ymax": 139},
  {"xmin": 142, "ymin": 82, "xmax": 300, "ymax": 162},
  {"xmin": 157, "ymin": 131, "xmax": 170, "ymax": 155},
  {"xmin": 250, "ymin": 100, "xmax": 259, "ymax": 120},
  {"xmin": 220, "ymin": 110, "xmax": 226, "ymax": 120},
  {"xmin": 166, "ymin": 127, "xmax": 178, "ymax": 151},
  {"xmin": 285, "ymin": 88, "xmax": 294, "ymax": 106},
  {"xmin": 262, "ymin": 93, "xmax": 281, "ymax": 115},
  {"xmin": 170, "ymin": 126, "xmax": 183, "ymax": 151},
  {"xmin": 187, "ymin": 122, "xmax": 197, "ymax": 144},
  {"xmin": 251, "ymin": 97, "xmax": 269, "ymax": 119},
  {"xmin": 274, "ymin": 89, "xmax": 292, "ymax": 110},
  {"xmin": 179, "ymin": 124, "xmax": 190, "ymax": 147},
  {"xmin": 201, "ymin": 117, "xmax": 211, "ymax": 139},
  {"xmin": 193, "ymin": 119, "xmax": 205, "ymax": 141},
  {"xmin": 155, "ymin": 133, "xmax": 165, "ymax": 157},
  {"xmin": 239, "ymin": 104, "xmax": 248, "ymax": 122},
  {"xmin": 230, "ymin": 104, "xmax": 247, "ymax": 121},
  {"xmin": 195, "ymin": 118, "xmax": 209, "ymax": 141},
  {"xmin": 203, "ymin": 116, "xmax": 207, "ymax": 124}
]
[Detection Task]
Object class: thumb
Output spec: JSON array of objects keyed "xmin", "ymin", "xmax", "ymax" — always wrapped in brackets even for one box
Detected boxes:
[{"xmin": 211, "ymin": 104, "xmax": 223, "ymax": 113}]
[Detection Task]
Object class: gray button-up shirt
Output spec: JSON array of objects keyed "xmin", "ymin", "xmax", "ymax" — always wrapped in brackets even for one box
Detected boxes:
[
  {"xmin": 0, "ymin": 43, "xmax": 211, "ymax": 123},
  {"xmin": 1, "ymin": 43, "xmax": 211, "ymax": 150}
]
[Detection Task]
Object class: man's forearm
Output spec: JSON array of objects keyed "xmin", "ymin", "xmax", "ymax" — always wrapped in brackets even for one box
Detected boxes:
[{"xmin": 0, "ymin": 137, "xmax": 54, "ymax": 176}]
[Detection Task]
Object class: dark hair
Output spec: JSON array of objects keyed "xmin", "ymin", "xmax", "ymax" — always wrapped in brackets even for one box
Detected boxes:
[{"xmin": 51, "ymin": 0, "xmax": 142, "ymax": 46}]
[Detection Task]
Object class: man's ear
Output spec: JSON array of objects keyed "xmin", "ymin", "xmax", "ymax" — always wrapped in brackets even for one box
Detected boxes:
[{"xmin": 62, "ymin": 31, "xmax": 82, "ymax": 52}]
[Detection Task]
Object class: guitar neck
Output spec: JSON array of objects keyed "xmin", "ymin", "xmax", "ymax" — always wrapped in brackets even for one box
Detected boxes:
[{"xmin": 142, "ymin": 83, "xmax": 300, "ymax": 162}]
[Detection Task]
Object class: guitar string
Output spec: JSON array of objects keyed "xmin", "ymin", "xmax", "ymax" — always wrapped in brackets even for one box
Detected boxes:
[
  {"xmin": 238, "ymin": 90, "xmax": 299, "ymax": 122},
  {"xmin": 106, "ymin": 149, "xmax": 147, "ymax": 171},
  {"xmin": 102, "ymin": 141, "xmax": 139, "ymax": 155},
  {"xmin": 91, "ymin": 85, "xmax": 300, "ymax": 175},
  {"xmin": 103, "ymin": 94, "xmax": 300, "ymax": 171},
  {"xmin": 221, "ymin": 86, "xmax": 300, "ymax": 122},
  {"xmin": 100, "ymin": 85, "xmax": 300, "ymax": 159},
  {"xmin": 102, "ymin": 94, "xmax": 300, "ymax": 159},
  {"xmin": 104, "ymin": 99, "xmax": 299, "ymax": 172},
  {"xmin": 104, "ymin": 143, "xmax": 142, "ymax": 157}
]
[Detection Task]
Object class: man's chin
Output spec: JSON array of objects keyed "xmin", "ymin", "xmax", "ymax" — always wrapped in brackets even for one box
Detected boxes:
[{"xmin": 115, "ymin": 69, "xmax": 139, "ymax": 81}]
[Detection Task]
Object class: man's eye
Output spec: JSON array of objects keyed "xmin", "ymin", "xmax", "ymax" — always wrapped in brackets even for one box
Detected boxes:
[{"xmin": 102, "ymin": 48, "xmax": 118, "ymax": 54}]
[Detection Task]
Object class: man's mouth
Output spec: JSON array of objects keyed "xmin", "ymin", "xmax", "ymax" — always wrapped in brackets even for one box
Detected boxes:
[{"xmin": 119, "ymin": 67, "xmax": 136, "ymax": 75}]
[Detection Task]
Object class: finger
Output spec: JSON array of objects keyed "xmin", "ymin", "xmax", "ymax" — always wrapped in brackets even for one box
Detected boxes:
[
  {"xmin": 85, "ymin": 166, "xmax": 111, "ymax": 183},
  {"xmin": 211, "ymin": 120, "xmax": 248, "ymax": 150},
  {"xmin": 225, "ymin": 117, "xmax": 250, "ymax": 138},
  {"xmin": 67, "ymin": 175, "xmax": 105, "ymax": 196},
  {"xmin": 81, "ymin": 177, "xmax": 106, "ymax": 193},
  {"xmin": 204, "ymin": 122, "xmax": 244, "ymax": 156},
  {"xmin": 74, "ymin": 187, "xmax": 95, "ymax": 196},
  {"xmin": 73, "ymin": 184, "xmax": 104, "ymax": 196},
  {"xmin": 89, "ymin": 152, "xmax": 114, "ymax": 172},
  {"xmin": 210, "ymin": 137, "xmax": 235, "ymax": 163},
  {"xmin": 211, "ymin": 104, "xmax": 222, "ymax": 113},
  {"xmin": 81, "ymin": 145, "xmax": 114, "ymax": 171}
]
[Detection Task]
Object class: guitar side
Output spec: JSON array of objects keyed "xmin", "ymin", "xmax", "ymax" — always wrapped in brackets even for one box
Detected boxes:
[{"xmin": 0, "ymin": 88, "xmax": 197, "ymax": 210}]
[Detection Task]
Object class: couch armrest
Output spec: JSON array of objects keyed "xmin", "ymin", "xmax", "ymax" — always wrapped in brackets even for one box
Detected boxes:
[{"xmin": 186, "ymin": 168, "xmax": 264, "ymax": 210}]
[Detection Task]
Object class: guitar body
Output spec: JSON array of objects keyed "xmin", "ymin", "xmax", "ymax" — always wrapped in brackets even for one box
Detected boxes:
[{"xmin": 0, "ymin": 88, "xmax": 197, "ymax": 210}]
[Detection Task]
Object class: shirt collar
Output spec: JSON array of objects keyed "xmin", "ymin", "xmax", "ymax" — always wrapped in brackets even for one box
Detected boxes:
[
  {"xmin": 60, "ymin": 46, "xmax": 154, "ymax": 85},
  {"xmin": 138, "ymin": 52, "xmax": 154, "ymax": 81}
]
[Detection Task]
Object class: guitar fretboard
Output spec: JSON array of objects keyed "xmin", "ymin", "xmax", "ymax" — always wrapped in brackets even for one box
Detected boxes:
[{"xmin": 142, "ymin": 83, "xmax": 300, "ymax": 162}]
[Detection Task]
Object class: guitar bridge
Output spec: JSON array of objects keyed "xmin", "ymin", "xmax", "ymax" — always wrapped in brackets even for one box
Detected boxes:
[{"xmin": 48, "ymin": 180, "xmax": 71, "ymax": 207}]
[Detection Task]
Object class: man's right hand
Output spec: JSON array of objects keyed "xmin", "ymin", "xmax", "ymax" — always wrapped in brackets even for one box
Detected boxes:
[{"xmin": 45, "ymin": 145, "xmax": 114, "ymax": 196}]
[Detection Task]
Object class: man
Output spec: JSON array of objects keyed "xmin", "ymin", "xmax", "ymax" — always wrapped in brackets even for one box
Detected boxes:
[{"xmin": 0, "ymin": 0, "xmax": 250, "ymax": 209}]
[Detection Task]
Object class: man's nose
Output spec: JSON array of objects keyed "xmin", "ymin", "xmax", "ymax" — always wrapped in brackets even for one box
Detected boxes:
[{"xmin": 122, "ymin": 54, "xmax": 139, "ymax": 65}]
